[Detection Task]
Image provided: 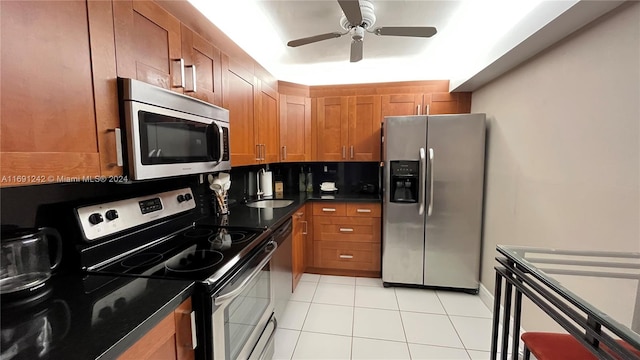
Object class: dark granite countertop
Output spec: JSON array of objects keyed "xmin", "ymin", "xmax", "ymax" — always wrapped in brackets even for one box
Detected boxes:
[
  {"xmin": 1, "ymin": 273, "xmax": 193, "ymax": 360},
  {"xmin": 197, "ymin": 191, "xmax": 381, "ymax": 230}
]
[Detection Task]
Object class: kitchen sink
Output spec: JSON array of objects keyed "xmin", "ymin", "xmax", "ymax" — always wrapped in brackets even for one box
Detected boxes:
[{"xmin": 246, "ymin": 200, "xmax": 294, "ymax": 208}]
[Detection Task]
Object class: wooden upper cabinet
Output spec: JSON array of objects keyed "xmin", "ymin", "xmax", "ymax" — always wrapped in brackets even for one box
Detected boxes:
[
  {"xmin": 382, "ymin": 92, "xmax": 472, "ymax": 117},
  {"xmin": 316, "ymin": 96, "xmax": 381, "ymax": 162},
  {"xmin": 316, "ymin": 97, "xmax": 349, "ymax": 161},
  {"xmin": 349, "ymin": 96, "xmax": 381, "ymax": 161},
  {"xmin": 256, "ymin": 81, "xmax": 279, "ymax": 164},
  {"xmin": 381, "ymin": 94, "xmax": 423, "ymax": 117},
  {"xmin": 181, "ymin": 25, "xmax": 222, "ymax": 106},
  {"xmin": 0, "ymin": 0, "xmax": 114, "ymax": 186},
  {"xmin": 429, "ymin": 92, "xmax": 472, "ymax": 114},
  {"xmin": 279, "ymin": 95, "xmax": 311, "ymax": 162},
  {"xmin": 113, "ymin": 0, "xmax": 182, "ymax": 92},
  {"xmin": 222, "ymin": 55, "xmax": 257, "ymax": 166}
]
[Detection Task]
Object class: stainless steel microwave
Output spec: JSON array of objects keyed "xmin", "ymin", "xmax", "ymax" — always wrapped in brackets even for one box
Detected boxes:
[{"xmin": 117, "ymin": 78, "xmax": 230, "ymax": 180}]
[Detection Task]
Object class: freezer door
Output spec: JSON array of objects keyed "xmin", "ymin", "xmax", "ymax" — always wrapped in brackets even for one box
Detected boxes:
[
  {"xmin": 424, "ymin": 114, "xmax": 485, "ymax": 290},
  {"xmin": 382, "ymin": 116, "xmax": 427, "ymax": 285}
]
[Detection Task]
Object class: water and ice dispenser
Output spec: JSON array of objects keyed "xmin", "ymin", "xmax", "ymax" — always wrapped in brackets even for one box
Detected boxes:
[{"xmin": 390, "ymin": 161, "xmax": 419, "ymax": 203}]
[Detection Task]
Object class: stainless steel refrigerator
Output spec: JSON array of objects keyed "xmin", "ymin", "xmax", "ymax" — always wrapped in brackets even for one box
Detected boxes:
[{"xmin": 382, "ymin": 114, "xmax": 486, "ymax": 292}]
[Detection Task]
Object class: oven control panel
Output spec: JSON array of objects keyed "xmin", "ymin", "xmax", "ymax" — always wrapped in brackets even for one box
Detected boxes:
[{"xmin": 77, "ymin": 188, "xmax": 196, "ymax": 241}]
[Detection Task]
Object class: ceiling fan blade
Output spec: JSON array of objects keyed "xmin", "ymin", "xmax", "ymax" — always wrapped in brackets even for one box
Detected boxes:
[
  {"xmin": 350, "ymin": 40, "xmax": 363, "ymax": 63},
  {"xmin": 374, "ymin": 26, "xmax": 437, "ymax": 38},
  {"xmin": 338, "ymin": 0, "xmax": 363, "ymax": 26},
  {"xmin": 287, "ymin": 32, "xmax": 343, "ymax": 47}
]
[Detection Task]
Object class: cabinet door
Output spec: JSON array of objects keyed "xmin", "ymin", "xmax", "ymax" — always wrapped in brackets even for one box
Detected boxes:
[
  {"xmin": 118, "ymin": 310, "xmax": 177, "ymax": 360},
  {"xmin": 381, "ymin": 94, "xmax": 423, "ymax": 117},
  {"xmin": 348, "ymin": 96, "xmax": 381, "ymax": 161},
  {"xmin": 279, "ymin": 95, "xmax": 311, "ymax": 162},
  {"xmin": 174, "ymin": 299, "xmax": 195, "ymax": 360},
  {"xmin": 114, "ymin": 1, "xmax": 182, "ymax": 92},
  {"xmin": 428, "ymin": 92, "xmax": 472, "ymax": 114},
  {"xmin": 316, "ymin": 97, "xmax": 349, "ymax": 161},
  {"xmin": 181, "ymin": 25, "xmax": 222, "ymax": 106},
  {"xmin": 222, "ymin": 55, "xmax": 258, "ymax": 166},
  {"xmin": 292, "ymin": 209, "xmax": 306, "ymax": 291},
  {"xmin": 256, "ymin": 81, "xmax": 279, "ymax": 163},
  {"xmin": 1, "ymin": 0, "xmax": 102, "ymax": 186}
]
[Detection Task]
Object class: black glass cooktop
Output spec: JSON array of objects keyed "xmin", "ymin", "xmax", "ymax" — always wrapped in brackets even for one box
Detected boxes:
[{"xmin": 86, "ymin": 226, "xmax": 267, "ymax": 289}]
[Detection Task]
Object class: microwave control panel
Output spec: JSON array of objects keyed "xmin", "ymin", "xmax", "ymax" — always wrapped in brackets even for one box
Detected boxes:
[{"xmin": 77, "ymin": 187, "xmax": 195, "ymax": 242}]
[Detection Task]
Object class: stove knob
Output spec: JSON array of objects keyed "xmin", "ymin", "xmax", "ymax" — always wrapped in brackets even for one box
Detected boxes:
[
  {"xmin": 184, "ymin": 193, "xmax": 193, "ymax": 201},
  {"xmin": 89, "ymin": 213, "xmax": 104, "ymax": 225},
  {"xmin": 105, "ymin": 209, "xmax": 119, "ymax": 221},
  {"xmin": 177, "ymin": 194, "xmax": 186, "ymax": 203}
]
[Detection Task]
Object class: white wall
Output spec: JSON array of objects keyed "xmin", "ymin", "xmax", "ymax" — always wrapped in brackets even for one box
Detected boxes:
[{"xmin": 471, "ymin": 1, "xmax": 640, "ymax": 331}]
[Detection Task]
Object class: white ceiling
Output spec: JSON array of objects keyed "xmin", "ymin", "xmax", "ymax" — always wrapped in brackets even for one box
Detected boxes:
[{"xmin": 187, "ymin": 0, "xmax": 626, "ymax": 91}]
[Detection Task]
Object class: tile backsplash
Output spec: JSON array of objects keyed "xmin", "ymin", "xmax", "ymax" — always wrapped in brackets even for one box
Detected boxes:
[{"xmin": 227, "ymin": 162, "xmax": 381, "ymax": 202}]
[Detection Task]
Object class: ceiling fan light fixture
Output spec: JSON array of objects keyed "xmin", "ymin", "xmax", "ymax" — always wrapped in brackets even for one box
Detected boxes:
[{"xmin": 352, "ymin": 26, "xmax": 365, "ymax": 41}]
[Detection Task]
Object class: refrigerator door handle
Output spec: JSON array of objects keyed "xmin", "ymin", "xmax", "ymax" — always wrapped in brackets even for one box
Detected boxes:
[
  {"xmin": 419, "ymin": 147, "xmax": 426, "ymax": 215},
  {"xmin": 428, "ymin": 148, "xmax": 434, "ymax": 216}
]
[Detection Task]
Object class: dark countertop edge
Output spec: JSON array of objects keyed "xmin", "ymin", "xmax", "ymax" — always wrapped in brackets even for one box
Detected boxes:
[{"xmin": 96, "ymin": 282, "xmax": 195, "ymax": 360}]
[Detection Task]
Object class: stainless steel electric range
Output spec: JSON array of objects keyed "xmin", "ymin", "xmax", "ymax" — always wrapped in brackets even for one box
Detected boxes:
[{"xmin": 68, "ymin": 187, "xmax": 280, "ymax": 360}]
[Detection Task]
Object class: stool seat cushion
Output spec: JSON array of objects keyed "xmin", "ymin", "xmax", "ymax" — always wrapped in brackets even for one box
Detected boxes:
[{"xmin": 521, "ymin": 332, "xmax": 640, "ymax": 360}]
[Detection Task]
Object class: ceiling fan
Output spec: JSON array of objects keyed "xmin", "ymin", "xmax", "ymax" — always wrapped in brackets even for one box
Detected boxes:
[{"xmin": 286, "ymin": 0, "xmax": 437, "ymax": 63}]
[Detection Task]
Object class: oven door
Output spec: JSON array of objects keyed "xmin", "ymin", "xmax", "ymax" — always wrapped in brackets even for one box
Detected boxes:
[
  {"xmin": 211, "ymin": 239, "xmax": 276, "ymax": 360},
  {"xmin": 123, "ymin": 101, "xmax": 229, "ymax": 180}
]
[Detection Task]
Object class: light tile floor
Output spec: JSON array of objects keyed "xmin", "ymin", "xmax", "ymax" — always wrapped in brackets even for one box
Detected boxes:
[{"xmin": 274, "ymin": 273, "xmax": 505, "ymax": 360}]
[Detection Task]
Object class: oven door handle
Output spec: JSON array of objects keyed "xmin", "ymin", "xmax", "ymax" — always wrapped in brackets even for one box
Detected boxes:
[{"xmin": 214, "ymin": 240, "xmax": 277, "ymax": 306}]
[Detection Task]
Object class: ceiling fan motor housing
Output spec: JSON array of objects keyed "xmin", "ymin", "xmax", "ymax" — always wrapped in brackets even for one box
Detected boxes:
[{"xmin": 340, "ymin": 0, "xmax": 376, "ymax": 30}]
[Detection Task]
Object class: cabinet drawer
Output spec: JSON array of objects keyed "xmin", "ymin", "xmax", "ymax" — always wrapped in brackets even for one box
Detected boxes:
[
  {"xmin": 346, "ymin": 203, "xmax": 381, "ymax": 218},
  {"xmin": 313, "ymin": 217, "xmax": 380, "ymax": 243},
  {"xmin": 314, "ymin": 241, "xmax": 380, "ymax": 271},
  {"xmin": 312, "ymin": 202, "xmax": 346, "ymax": 216}
]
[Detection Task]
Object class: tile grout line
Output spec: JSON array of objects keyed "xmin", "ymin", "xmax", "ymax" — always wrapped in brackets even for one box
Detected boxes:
[
  {"xmin": 435, "ymin": 290, "xmax": 473, "ymax": 359},
  {"xmin": 393, "ymin": 286, "xmax": 414, "ymax": 359},
  {"xmin": 290, "ymin": 277, "xmax": 320, "ymax": 360}
]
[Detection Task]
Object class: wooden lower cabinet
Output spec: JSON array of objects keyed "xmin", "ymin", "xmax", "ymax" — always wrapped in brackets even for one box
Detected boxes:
[
  {"xmin": 292, "ymin": 205, "xmax": 308, "ymax": 291},
  {"xmin": 307, "ymin": 202, "xmax": 381, "ymax": 277},
  {"xmin": 118, "ymin": 298, "xmax": 195, "ymax": 360}
]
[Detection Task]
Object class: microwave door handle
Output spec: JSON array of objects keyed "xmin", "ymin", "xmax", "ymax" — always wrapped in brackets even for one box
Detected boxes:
[{"xmin": 217, "ymin": 124, "xmax": 224, "ymax": 165}]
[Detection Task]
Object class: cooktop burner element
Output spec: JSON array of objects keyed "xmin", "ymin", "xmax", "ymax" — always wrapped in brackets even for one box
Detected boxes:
[
  {"xmin": 164, "ymin": 250, "xmax": 224, "ymax": 273},
  {"xmin": 121, "ymin": 253, "xmax": 163, "ymax": 268},
  {"xmin": 183, "ymin": 228, "xmax": 214, "ymax": 238},
  {"xmin": 74, "ymin": 187, "xmax": 269, "ymax": 290}
]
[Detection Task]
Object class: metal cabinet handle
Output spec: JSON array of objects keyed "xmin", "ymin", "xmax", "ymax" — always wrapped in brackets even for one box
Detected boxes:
[
  {"xmin": 295, "ymin": 212, "xmax": 304, "ymax": 217},
  {"xmin": 425, "ymin": 104, "xmax": 430, "ymax": 115},
  {"xmin": 256, "ymin": 144, "xmax": 261, "ymax": 161},
  {"xmin": 302, "ymin": 220, "xmax": 308, "ymax": 235},
  {"xmin": 428, "ymin": 147, "xmax": 434, "ymax": 216},
  {"xmin": 342, "ymin": 146, "xmax": 346, "ymax": 159},
  {"xmin": 350, "ymin": 145, "xmax": 354, "ymax": 159},
  {"xmin": 419, "ymin": 147, "xmax": 426, "ymax": 215},
  {"xmin": 416, "ymin": 104, "xmax": 421, "ymax": 115},
  {"xmin": 356, "ymin": 209, "xmax": 371, "ymax": 213},
  {"xmin": 282, "ymin": 145, "xmax": 287, "ymax": 160},
  {"xmin": 189, "ymin": 311, "xmax": 198, "ymax": 350},
  {"xmin": 339, "ymin": 228, "xmax": 354, "ymax": 232},
  {"xmin": 339, "ymin": 254, "xmax": 354, "ymax": 259},
  {"xmin": 172, "ymin": 58, "xmax": 185, "ymax": 88},
  {"xmin": 261, "ymin": 144, "xmax": 266, "ymax": 161},
  {"xmin": 185, "ymin": 65, "xmax": 197, "ymax": 92},
  {"xmin": 322, "ymin": 208, "xmax": 336, "ymax": 212}
]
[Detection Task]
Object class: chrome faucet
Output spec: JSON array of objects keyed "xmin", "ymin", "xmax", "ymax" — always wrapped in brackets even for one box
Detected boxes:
[{"xmin": 256, "ymin": 168, "xmax": 265, "ymax": 200}]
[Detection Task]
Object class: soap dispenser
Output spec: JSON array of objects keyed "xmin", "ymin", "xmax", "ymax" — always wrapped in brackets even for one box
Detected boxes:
[
  {"xmin": 305, "ymin": 167, "xmax": 313, "ymax": 193},
  {"xmin": 298, "ymin": 166, "xmax": 306, "ymax": 192}
]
